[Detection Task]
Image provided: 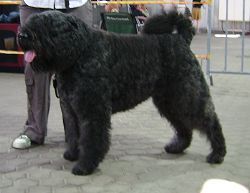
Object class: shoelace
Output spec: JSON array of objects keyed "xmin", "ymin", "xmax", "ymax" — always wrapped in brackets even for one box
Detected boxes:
[{"xmin": 20, "ymin": 135, "xmax": 29, "ymax": 140}]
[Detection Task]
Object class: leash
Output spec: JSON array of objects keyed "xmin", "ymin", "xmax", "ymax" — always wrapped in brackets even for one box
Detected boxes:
[
  {"xmin": 65, "ymin": 0, "xmax": 69, "ymax": 9},
  {"xmin": 52, "ymin": 75, "xmax": 60, "ymax": 98}
]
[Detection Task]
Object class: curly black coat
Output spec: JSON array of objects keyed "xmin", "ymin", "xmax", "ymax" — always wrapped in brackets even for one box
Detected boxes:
[{"xmin": 18, "ymin": 11, "xmax": 226, "ymax": 175}]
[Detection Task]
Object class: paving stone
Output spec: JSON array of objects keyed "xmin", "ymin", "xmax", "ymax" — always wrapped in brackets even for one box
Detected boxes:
[
  {"xmin": 1, "ymin": 187, "xmax": 26, "ymax": 193},
  {"xmin": 80, "ymin": 185, "xmax": 104, "ymax": 193},
  {"xmin": 102, "ymin": 183, "xmax": 131, "ymax": 193},
  {"xmin": 0, "ymin": 163, "xmax": 16, "ymax": 173},
  {"xmin": 39, "ymin": 177, "xmax": 65, "ymax": 187},
  {"xmin": 0, "ymin": 178, "xmax": 12, "ymax": 188},
  {"xmin": 65, "ymin": 176, "xmax": 90, "ymax": 186},
  {"xmin": 53, "ymin": 186, "xmax": 81, "ymax": 193},
  {"xmin": 51, "ymin": 170, "xmax": 73, "ymax": 179},
  {"xmin": 28, "ymin": 186, "xmax": 52, "ymax": 193},
  {"xmin": 0, "ymin": 152, "xmax": 18, "ymax": 160},
  {"xmin": 13, "ymin": 178, "xmax": 38, "ymax": 190},
  {"xmin": 27, "ymin": 168, "xmax": 52, "ymax": 179},
  {"xmin": 3, "ymin": 171, "xmax": 27, "ymax": 181},
  {"xmin": 90, "ymin": 175, "xmax": 114, "ymax": 186},
  {"xmin": 17, "ymin": 152, "xmax": 40, "ymax": 159},
  {"xmin": 27, "ymin": 157, "xmax": 52, "ymax": 166}
]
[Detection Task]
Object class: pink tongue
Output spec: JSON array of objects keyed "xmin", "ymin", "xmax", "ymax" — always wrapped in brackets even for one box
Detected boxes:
[{"xmin": 24, "ymin": 51, "xmax": 36, "ymax": 63}]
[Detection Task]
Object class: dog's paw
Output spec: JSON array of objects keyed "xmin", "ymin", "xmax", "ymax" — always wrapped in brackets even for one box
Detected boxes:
[
  {"xmin": 165, "ymin": 137, "xmax": 191, "ymax": 154},
  {"xmin": 63, "ymin": 150, "xmax": 78, "ymax": 161},
  {"xmin": 206, "ymin": 153, "xmax": 224, "ymax": 164},
  {"xmin": 164, "ymin": 142, "xmax": 187, "ymax": 154},
  {"xmin": 72, "ymin": 163, "xmax": 96, "ymax": 176}
]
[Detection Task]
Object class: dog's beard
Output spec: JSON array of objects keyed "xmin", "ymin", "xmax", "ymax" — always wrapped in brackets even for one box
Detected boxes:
[
  {"xmin": 29, "ymin": 48, "xmax": 56, "ymax": 73},
  {"xmin": 29, "ymin": 58, "xmax": 46, "ymax": 72},
  {"xmin": 18, "ymin": 33, "xmax": 57, "ymax": 72}
]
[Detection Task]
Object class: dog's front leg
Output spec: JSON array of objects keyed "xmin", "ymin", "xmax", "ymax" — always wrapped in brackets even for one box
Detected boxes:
[
  {"xmin": 59, "ymin": 98, "xmax": 79, "ymax": 161},
  {"xmin": 72, "ymin": 103, "xmax": 111, "ymax": 175}
]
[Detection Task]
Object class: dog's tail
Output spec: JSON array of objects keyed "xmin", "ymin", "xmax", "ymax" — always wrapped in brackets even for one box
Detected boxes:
[{"xmin": 142, "ymin": 11, "xmax": 195, "ymax": 45}]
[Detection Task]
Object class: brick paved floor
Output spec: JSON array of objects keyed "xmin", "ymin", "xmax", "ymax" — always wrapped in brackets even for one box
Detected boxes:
[{"xmin": 0, "ymin": 34, "xmax": 250, "ymax": 193}]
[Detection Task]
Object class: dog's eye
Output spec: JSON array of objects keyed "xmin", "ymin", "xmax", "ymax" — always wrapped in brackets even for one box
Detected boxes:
[{"xmin": 17, "ymin": 32, "xmax": 30, "ymax": 40}]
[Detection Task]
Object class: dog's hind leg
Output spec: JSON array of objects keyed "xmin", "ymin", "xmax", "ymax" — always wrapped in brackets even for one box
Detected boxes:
[
  {"xmin": 152, "ymin": 95, "xmax": 193, "ymax": 154},
  {"xmin": 60, "ymin": 99, "xmax": 79, "ymax": 161},
  {"xmin": 199, "ymin": 111, "xmax": 226, "ymax": 164},
  {"xmin": 72, "ymin": 104, "xmax": 111, "ymax": 175},
  {"xmin": 164, "ymin": 122, "xmax": 193, "ymax": 154}
]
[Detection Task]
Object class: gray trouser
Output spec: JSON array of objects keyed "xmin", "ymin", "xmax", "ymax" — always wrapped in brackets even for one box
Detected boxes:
[{"xmin": 20, "ymin": 0, "xmax": 93, "ymax": 144}]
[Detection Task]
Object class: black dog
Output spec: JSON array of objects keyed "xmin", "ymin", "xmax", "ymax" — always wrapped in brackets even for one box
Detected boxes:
[{"xmin": 18, "ymin": 11, "xmax": 226, "ymax": 175}]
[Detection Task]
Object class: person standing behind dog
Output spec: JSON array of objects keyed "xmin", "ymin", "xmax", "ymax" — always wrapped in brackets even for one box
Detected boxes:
[
  {"xmin": 130, "ymin": 4, "xmax": 149, "ymax": 22},
  {"xmin": 104, "ymin": 0, "xmax": 121, "ymax": 13},
  {"xmin": 160, "ymin": 0, "xmax": 191, "ymax": 19},
  {"xmin": 160, "ymin": 2, "xmax": 177, "ymax": 13},
  {"xmin": 129, "ymin": 4, "xmax": 149, "ymax": 32},
  {"xmin": 12, "ymin": 0, "xmax": 93, "ymax": 149},
  {"xmin": 192, "ymin": 0, "xmax": 203, "ymax": 32}
]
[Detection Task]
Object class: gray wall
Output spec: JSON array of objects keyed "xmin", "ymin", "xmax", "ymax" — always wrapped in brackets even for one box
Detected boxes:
[
  {"xmin": 198, "ymin": 0, "xmax": 250, "ymax": 32},
  {"xmin": 146, "ymin": 0, "xmax": 250, "ymax": 32}
]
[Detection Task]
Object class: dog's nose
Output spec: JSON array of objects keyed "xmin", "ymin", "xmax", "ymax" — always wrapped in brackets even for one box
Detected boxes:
[{"xmin": 17, "ymin": 32, "xmax": 29, "ymax": 40}]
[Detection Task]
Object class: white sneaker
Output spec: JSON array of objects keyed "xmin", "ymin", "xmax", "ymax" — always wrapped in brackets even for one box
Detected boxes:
[{"xmin": 12, "ymin": 135, "xmax": 32, "ymax": 149}]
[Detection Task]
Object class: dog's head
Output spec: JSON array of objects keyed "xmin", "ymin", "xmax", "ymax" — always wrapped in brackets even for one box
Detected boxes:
[{"xmin": 18, "ymin": 11, "xmax": 90, "ymax": 72}]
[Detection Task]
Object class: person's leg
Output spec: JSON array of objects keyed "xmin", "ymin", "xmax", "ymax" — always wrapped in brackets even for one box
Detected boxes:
[
  {"xmin": 192, "ymin": 7, "xmax": 201, "ymax": 33},
  {"xmin": 23, "ymin": 65, "xmax": 52, "ymax": 144},
  {"xmin": 67, "ymin": 0, "xmax": 93, "ymax": 26},
  {"xmin": 12, "ymin": 1, "xmax": 52, "ymax": 148}
]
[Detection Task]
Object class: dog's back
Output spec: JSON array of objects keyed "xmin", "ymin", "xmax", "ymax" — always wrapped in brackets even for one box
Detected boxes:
[{"xmin": 142, "ymin": 11, "xmax": 195, "ymax": 45}]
